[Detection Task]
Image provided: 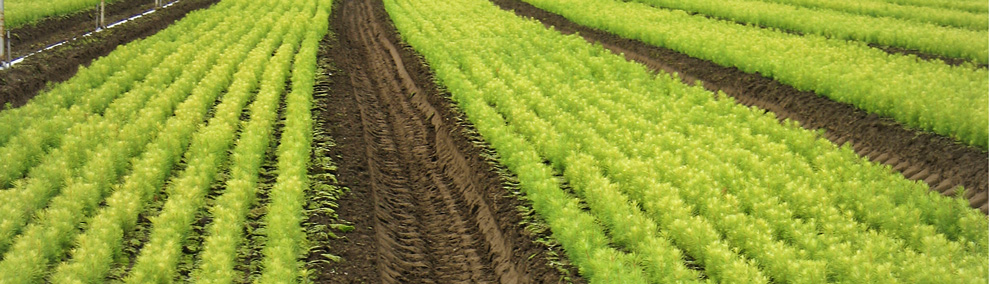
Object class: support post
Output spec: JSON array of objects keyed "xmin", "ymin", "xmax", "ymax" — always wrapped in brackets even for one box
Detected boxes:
[
  {"xmin": 100, "ymin": 0, "xmax": 105, "ymax": 29},
  {"xmin": 1, "ymin": 0, "xmax": 6, "ymax": 68}
]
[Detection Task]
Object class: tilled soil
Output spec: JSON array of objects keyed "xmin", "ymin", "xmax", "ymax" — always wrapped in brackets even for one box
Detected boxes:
[
  {"xmin": 0, "ymin": 0, "xmax": 219, "ymax": 109},
  {"xmin": 317, "ymin": 0, "xmax": 576, "ymax": 282},
  {"xmin": 490, "ymin": 0, "xmax": 989, "ymax": 213}
]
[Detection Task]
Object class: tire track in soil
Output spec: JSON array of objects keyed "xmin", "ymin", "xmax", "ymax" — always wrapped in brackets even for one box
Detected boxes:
[
  {"xmin": 490, "ymin": 0, "xmax": 989, "ymax": 214},
  {"xmin": 318, "ymin": 0, "xmax": 574, "ymax": 283}
]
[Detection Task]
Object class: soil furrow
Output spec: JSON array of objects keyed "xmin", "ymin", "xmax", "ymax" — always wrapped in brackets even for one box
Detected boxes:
[
  {"xmin": 352, "ymin": 1, "xmax": 493, "ymax": 282},
  {"xmin": 319, "ymin": 0, "xmax": 573, "ymax": 282},
  {"xmin": 347, "ymin": 0, "xmax": 496, "ymax": 280},
  {"xmin": 352, "ymin": 54, "xmax": 434, "ymax": 282},
  {"xmin": 490, "ymin": 0, "xmax": 989, "ymax": 213}
]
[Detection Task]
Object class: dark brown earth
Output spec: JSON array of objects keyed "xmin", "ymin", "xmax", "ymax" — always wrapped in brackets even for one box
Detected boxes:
[
  {"xmin": 316, "ymin": 0, "xmax": 579, "ymax": 283},
  {"xmin": 490, "ymin": 0, "xmax": 989, "ymax": 213},
  {"xmin": 0, "ymin": 0, "xmax": 219, "ymax": 109},
  {"xmin": 867, "ymin": 43, "xmax": 986, "ymax": 68}
]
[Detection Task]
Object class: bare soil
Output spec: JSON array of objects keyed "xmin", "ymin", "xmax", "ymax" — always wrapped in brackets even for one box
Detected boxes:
[
  {"xmin": 316, "ymin": 0, "xmax": 579, "ymax": 282},
  {"xmin": 0, "ymin": 0, "xmax": 219, "ymax": 109},
  {"xmin": 490, "ymin": 0, "xmax": 989, "ymax": 213}
]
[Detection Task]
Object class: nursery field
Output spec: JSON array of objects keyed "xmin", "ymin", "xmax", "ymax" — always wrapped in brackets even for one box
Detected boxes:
[
  {"xmin": 0, "ymin": 0, "xmax": 985, "ymax": 283},
  {"xmin": 0, "ymin": 0, "xmax": 334, "ymax": 282}
]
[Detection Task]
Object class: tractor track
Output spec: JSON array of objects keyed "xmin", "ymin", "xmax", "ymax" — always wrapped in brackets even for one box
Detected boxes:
[
  {"xmin": 317, "ymin": 0, "xmax": 575, "ymax": 282},
  {"xmin": 490, "ymin": 0, "xmax": 989, "ymax": 213}
]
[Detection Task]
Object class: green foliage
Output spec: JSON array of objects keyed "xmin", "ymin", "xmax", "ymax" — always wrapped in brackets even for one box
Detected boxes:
[
  {"xmin": 0, "ymin": 8, "xmax": 205, "ymax": 146},
  {"xmin": 5, "ymin": 0, "xmax": 124, "ymax": 28},
  {"xmin": 526, "ymin": 0, "xmax": 989, "ymax": 149},
  {"xmin": 629, "ymin": 0, "xmax": 988, "ymax": 62},
  {"xmin": 753, "ymin": 0, "xmax": 987, "ymax": 30},
  {"xmin": 257, "ymin": 4, "xmax": 332, "ymax": 283},
  {"xmin": 385, "ymin": 0, "xmax": 989, "ymax": 282},
  {"xmin": 124, "ymin": 16, "xmax": 304, "ymax": 284},
  {"xmin": 0, "ymin": 33, "xmax": 188, "ymax": 188},
  {"xmin": 48, "ymin": 5, "xmax": 282, "ymax": 281},
  {"xmin": 877, "ymin": 0, "xmax": 988, "ymax": 14},
  {"xmin": 193, "ymin": 6, "xmax": 324, "ymax": 284},
  {"xmin": 0, "ymin": 0, "xmax": 335, "ymax": 282},
  {"xmin": 0, "ymin": 4, "xmax": 250, "ymax": 282}
]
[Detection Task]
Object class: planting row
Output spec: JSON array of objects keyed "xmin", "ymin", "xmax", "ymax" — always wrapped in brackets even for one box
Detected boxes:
[
  {"xmin": 629, "ymin": 0, "xmax": 988, "ymax": 63},
  {"xmin": 524, "ymin": 0, "xmax": 989, "ymax": 149},
  {"xmin": 0, "ymin": 0, "xmax": 332, "ymax": 283},
  {"xmin": 385, "ymin": 0, "xmax": 988, "ymax": 282},
  {"xmin": 754, "ymin": 0, "xmax": 987, "ymax": 30},
  {"xmin": 876, "ymin": 0, "xmax": 987, "ymax": 14},
  {"xmin": 5, "ymin": 0, "xmax": 123, "ymax": 28},
  {"xmin": 257, "ymin": 7, "xmax": 327, "ymax": 282}
]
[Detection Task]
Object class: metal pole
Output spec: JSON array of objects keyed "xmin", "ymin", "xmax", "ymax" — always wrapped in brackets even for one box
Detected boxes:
[
  {"xmin": 100, "ymin": 0, "xmax": 105, "ymax": 29},
  {"xmin": 5, "ymin": 31, "xmax": 8, "ymax": 67},
  {"xmin": 1, "ymin": 0, "xmax": 6, "ymax": 68}
]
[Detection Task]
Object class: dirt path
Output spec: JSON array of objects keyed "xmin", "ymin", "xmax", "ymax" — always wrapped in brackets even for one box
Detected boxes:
[
  {"xmin": 491, "ymin": 0, "xmax": 989, "ymax": 213},
  {"xmin": 0, "ymin": 0, "xmax": 219, "ymax": 109},
  {"xmin": 316, "ymin": 0, "xmax": 576, "ymax": 282}
]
